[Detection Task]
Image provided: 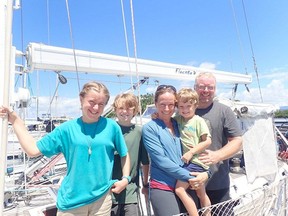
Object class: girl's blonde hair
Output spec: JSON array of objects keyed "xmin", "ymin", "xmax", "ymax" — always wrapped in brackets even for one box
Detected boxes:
[{"xmin": 79, "ymin": 81, "xmax": 110, "ymax": 104}]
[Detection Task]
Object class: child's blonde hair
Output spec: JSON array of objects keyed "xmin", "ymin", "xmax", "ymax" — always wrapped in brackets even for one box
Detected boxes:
[
  {"xmin": 112, "ymin": 93, "xmax": 139, "ymax": 117},
  {"xmin": 177, "ymin": 88, "xmax": 199, "ymax": 105},
  {"xmin": 79, "ymin": 81, "xmax": 110, "ymax": 104}
]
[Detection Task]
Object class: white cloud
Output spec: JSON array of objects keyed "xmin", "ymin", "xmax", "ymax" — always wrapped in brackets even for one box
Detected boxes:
[
  {"xmin": 223, "ymin": 78, "xmax": 288, "ymax": 107},
  {"xmin": 199, "ymin": 62, "xmax": 217, "ymax": 70},
  {"xmin": 145, "ymin": 86, "xmax": 157, "ymax": 94},
  {"xmin": 26, "ymin": 96, "xmax": 81, "ymax": 119},
  {"xmin": 25, "ymin": 95, "xmax": 118, "ymax": 119},
  {"xmin": 186, "ymin": 61, "xmax": 218, "ymax": 70},
  {"xmin": 190, "ymin": 60, "xmax": 288, "ymax": 108}
]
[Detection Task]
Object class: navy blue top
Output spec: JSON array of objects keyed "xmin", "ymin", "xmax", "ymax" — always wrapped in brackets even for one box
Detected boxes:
[{"xmin": 142, "ymin": 118, "xmax": 193, "ymax": 188}]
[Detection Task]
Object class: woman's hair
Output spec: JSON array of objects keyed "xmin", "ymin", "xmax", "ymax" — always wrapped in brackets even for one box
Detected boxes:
[
  {"xmin": 177, "ymin": 88, "xmax": 199, "ymax": 105},
  {"xmin": 79, "ymin": 81, "xmax": 110, "ymax": 104},
  {"xmin": 154, "ymin": 85, "xmax": 177, "ymax": 103},
  {"xmin": 112, "ymin": 93, "xmax": 139, "ymax": 116}
]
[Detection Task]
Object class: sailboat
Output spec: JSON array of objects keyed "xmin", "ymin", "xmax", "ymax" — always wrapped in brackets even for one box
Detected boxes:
[{"xmin": 1, "ymin": 1, "xmax": 288, "ymax": 216}]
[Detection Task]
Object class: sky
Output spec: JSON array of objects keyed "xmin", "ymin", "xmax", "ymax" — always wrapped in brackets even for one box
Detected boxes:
[{"xmin": 10, "ymin": 0, "xmax": 288, "ymax": 118}]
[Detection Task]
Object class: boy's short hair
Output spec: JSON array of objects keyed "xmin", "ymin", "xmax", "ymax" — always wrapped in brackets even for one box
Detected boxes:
[
  {"xmin": 177, "ymin": 88, "xmax": 199, "ymax": 105},
  {"xmin": 112, "ymin": 93, "xmax": 139, "ymax": 116}
]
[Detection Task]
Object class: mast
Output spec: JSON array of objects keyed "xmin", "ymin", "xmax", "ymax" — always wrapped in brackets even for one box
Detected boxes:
[{"xmin": 0, "ymin": 0, "xmax": 13, "ymax": 213}]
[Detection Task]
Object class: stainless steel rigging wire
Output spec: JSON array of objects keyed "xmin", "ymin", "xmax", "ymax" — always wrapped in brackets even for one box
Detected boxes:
[
  {"xmin": 241, "ymin": 0, "xmax": 263, "ymax": 102},
  {"xmin": 65, "ymin": 0, "xmax": 81, "ymax": 93}
]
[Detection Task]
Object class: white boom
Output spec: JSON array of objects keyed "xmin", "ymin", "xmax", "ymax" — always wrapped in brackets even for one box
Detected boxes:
[{"xmin": 26, "ymin": 43, "xmax": 252, "ymax": 85}]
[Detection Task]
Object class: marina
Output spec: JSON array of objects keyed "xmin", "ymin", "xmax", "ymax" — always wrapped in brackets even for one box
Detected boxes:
[{"xmin": 1, "ymin": 1, "xmax": 288, "ymax": 215}]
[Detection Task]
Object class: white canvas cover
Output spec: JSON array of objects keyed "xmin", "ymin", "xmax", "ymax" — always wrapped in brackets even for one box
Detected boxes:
[
  {"xmin": 219, "ymin": 99, "xmax": 278, "ymax": 183},
  {"xmin": 241, "ymin": 116, "xmax": 278, "ymax": 183}
]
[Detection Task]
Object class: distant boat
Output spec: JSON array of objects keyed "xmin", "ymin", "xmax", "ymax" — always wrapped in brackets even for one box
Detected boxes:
[{"xmin": 274, "ymin": 118, "xmax": 288, "ymax": 135}]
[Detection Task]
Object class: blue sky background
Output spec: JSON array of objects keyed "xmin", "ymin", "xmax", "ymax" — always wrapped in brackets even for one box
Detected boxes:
[{"xmin": 11, "ymin": 0, "xmax": 288, "ymax": 118}]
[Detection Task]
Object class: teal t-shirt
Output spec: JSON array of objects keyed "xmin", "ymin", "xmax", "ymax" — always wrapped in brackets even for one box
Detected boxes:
[{"xmin": 37, "ymin": 117, "xmax": 128, "ymax": 210}]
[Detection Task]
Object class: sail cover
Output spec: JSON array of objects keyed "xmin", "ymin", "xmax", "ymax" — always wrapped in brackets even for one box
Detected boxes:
[{"xmin": 220, "ymin": 99, "xmax": 278, "ymax": 183}]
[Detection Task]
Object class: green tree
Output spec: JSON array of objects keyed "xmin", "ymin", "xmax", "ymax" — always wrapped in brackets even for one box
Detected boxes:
[
  {"xmin": 106, "ymin": 109, "xmax": 116, "ymax": 118},
  {"xmin": 140, "ymin": 93, "xmax": 154, "ymax": 114},
  {"xmin": 275, "ymin": 110, "xmax": 288, "ymax": 118}
]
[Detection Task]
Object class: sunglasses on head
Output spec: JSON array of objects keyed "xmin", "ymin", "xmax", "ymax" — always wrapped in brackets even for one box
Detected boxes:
[{"xmin": 156, "ymin": 85, "xmax": 177, "ymax": 92}]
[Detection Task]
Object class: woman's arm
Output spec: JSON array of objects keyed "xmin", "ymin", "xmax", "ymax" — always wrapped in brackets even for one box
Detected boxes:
[{"xmin": 142, "ymin": 122, "xmax": 192, "ymax": 182}]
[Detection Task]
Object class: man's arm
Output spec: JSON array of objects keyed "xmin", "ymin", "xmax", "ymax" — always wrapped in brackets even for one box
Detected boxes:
[
  {"xmin": 217, "ymin": 136, "xmax": 243, "ymax": 161},
  {"xmin": 199, "ymin": 136, "xmax": 242, "ymax": 165}
]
